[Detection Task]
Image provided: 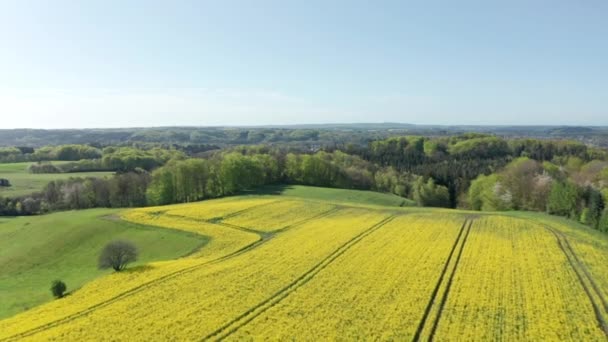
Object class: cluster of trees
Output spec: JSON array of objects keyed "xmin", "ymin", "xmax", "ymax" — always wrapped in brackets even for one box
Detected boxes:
[
  {"xmin": 0, "ymin": 145, "xmax": 101, "ymax": 163},
  {"xmin": 0, "ymin": 146, "xmax": 35, "ymax": 162},
  {"xmin": 146, "ymin": 149, "xmax": 450, "ymax": 208},
  {"xmin": 284, "ymin": 151, "xmax": 374, "ymax": 189},
  {"xmin": 351, "ymin": 135, "xmax": 606, "ymax": 207},
  {"xmin": 0, "ymin": 172, "xmax": 150, "ymax": 215},
  {"xmin": 1, "ymin": 144, "xmax": 185, "ymax": 172},
  {"xmin": 100, "ymin": 147, "xmax": 185, "ymax": 172},
  {"xmin": 146, "ymin": 151, "xmax": 367, "ymax": 205},
  {"xmin": 468, "ymin": 157, "xmax": 608, "ymax": 232},
  {"xmin": 28, "ymin": 159, "xmax": 108, "ymax": 173}
]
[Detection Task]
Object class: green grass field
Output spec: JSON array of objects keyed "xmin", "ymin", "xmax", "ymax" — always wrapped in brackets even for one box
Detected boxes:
[
  {"xmin": 0, "ymin": 209, "xmax": 207, "ymax": 319},
  {"xmin": 0, "ymin": 162, "xmax": 113, "ymax": 197},
  {"xmin": 249, "ymin": 184, "xmax": 416, "ymax": 207}
]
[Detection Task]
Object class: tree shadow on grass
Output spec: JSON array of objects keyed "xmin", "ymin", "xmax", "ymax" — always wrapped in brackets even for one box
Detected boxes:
[{"xmin": 236, "ymin": 184, "xmax": 294, "ymax": 196}]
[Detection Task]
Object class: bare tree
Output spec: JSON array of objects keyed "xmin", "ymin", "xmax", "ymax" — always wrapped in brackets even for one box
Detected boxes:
[{"xmin": 98, "ymin": 240, "xmax": 138, "ymax": 271}]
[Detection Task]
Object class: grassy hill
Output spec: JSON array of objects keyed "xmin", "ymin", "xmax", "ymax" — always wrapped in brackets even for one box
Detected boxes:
[
  {"xmin": 247, "ymin": 184, "xmax": 416, "ymax": 207},
  {"xmin": 0, "ymin": 209, "xmax": 206, "ymax": 319},
  {"xmin": 0, "ymin": 162, "xmax": 113, "ymax": 197},
  {"xmin": 1, "ymin": 190, "xmax": 607, "ymax": 340}
]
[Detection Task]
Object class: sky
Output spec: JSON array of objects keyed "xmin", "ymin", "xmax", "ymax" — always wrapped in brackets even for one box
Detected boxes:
[{"xmin": 0, "ymin": 0, "xmax": 607, "ymax": 128}]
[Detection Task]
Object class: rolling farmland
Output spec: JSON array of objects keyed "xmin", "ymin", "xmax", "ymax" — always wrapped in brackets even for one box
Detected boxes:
[{"xmin": 1, "ymin": 196, "xmax": 608, "ymax": 341}]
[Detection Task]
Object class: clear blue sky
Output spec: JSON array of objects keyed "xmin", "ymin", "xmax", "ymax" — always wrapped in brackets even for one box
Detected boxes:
[{"xmin": 0, "ymin": 0, "xmax": 606, "ymax": 128}]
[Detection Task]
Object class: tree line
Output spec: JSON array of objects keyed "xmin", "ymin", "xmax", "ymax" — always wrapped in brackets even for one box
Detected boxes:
[
  {"xmin": 0, "ymin": 171, "xmax": 150, "ymax": 215},
  {"xmin": 0, "ymin": 148, "xmax": 449, "ymax": 215},
  {"xmin": 0, "ymin": 144, "xmax": 186, "ymax": 168},
  {"xmin": 468, "ymin": 157, "xmax": 608, "ymax": 232},
  {"xmin": 1, "ymin": 134, "xmax": 608, "ymax": 233}
]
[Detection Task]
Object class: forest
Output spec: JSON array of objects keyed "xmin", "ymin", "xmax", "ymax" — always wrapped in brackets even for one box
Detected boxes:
[{"xmin": 0, "ymin": 132, "xmax": 607, "ymax": 233}]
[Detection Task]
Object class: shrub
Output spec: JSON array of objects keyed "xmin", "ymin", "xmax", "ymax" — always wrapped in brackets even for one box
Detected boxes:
[{"xmin": 51, "ymin": 280, "xmax": 67, "ymax": 298}]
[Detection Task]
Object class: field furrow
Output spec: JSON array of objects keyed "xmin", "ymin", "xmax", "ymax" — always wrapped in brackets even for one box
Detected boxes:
[
  {"xmin": 431, "ymin": 216, "xmax": 606, "ymax": 341},
  {"xmin": 414, "ymin": 219, "xmax": 473, "ymax": 341},
  {"xmin": 207, "ymin": 215, "xmax": 396, "ymax": 340},
  {"xmin": 543, "ymin": 225, "xmax": 608, "ymax": 336},
  {"xmin": 226, "ymin": 214, "xmax": 467, "ymax": 340},
  {"xmin": 427, "ymin": 219, "xmax": 474, "ymax": 341},
  {"xmin": 221, "ymin": 200, "xmax": 336, "ymax": 232},
  {"xmin": 507, "ymin": 213, "xmax": 608, "ymax": 305}
]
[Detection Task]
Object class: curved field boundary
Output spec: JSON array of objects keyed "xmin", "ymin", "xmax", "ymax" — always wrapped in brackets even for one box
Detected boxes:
[
  {"xmin": 202, "ymin": 215, "xmax": 397, "ymax": 341},
  {"xmin": 165, "ymin": 206, "xmax": 341, "ymax": 239},
  {"xmin": 413, "ymin": 218, "xmax": 472, "ymax": 342},
  {"xmin": 210, "ymin": 199, "xmax": 281, "ymax": 220},
  {"xmin": 163, "ymin": 213, "xmax": 266, "ymax": 236},
  {"xmin": 212, "ymin": 206, "xmax": 343, "ymax": 239},
  {"xmin": 0, "ymin": 206, "xmax": 342, "ymax": 342},
  {"xmin": 146, "ymin": 199, "xmax": 280, "ymax": 222},
  {"xmin": 542, "ymin": 224, "xmax": 608, "ymax": 336},
  {"xmin": 271, "ymin": 205, "xmax": 345, "ymax": 234}
]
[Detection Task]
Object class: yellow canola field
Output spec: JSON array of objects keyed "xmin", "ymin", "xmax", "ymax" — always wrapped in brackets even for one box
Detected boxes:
[
  {"xmin": 433, "ymin": 216, "xmax": 606, "ymax": 341},
  {"xmin": 222, "ymin": 199, "xmax": 336, "ymax": 232},
  {"xmin": 9, "ymin": 208, "xmax": 392, "ymax": 341},
  {"xmin": 519, "ymin": 214, "xmax": 608, "ymax": 303},
  {"xmin": 571, "ymin": 241, "xmax": 608, "ymax": 301},
  {"xmin": 228, "ymin": 214, "xmax": 465, "ymax": 340},
  {"xmin": 162, "ymin": 197, "xmax": 277, "ymax": 220}
]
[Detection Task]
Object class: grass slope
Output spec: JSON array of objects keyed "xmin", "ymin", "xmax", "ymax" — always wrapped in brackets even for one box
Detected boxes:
[
  {"xmin": 0, "ymin": 208, "xmax": 207, "ymax": 319},
  {"xmin": 0, "ymin": 162, "xmax": 113, "ymax": 197},
  {"xmin": 250, "ymin": 184, "xmax": 415, "ymax": 207}
]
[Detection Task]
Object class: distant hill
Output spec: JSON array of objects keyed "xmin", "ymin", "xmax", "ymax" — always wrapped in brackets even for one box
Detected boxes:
[
  {"xmin": 548, "ymin": 126, "xmax": 594, "ymax": 135},
  {"xmin": 1, "ymin": 124, "xmax": 607, "ymax": 147}
]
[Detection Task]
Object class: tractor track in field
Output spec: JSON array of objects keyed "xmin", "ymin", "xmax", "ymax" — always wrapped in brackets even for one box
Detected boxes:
[
  {"xmin": 413, "ymin": 218, "xmax": 473, "ymax": 342},
  {"xmin": 211, "ymin": 199, "xmax": 282, "ymax": 220},
  {"xmin": 543, "ymin": 224, "xmax": 608, "ymax": 337},
  {"xmin": 0, "ymin": 206, "xmax": 342, "ymax": 342},
  {"xmin": 163, "ymin": 213, "xmax": 266, "ymax": 236},
  {"xmin": 167, "ymin": 205, "xmax": 342, "ymax": 239},
  {"xmin": 427, "ymin": 219, "xmax": 473, "ymax": 341},
  {"xmin": 202, "ymin": 215, "xmax": 397, "ymax": 341}
]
